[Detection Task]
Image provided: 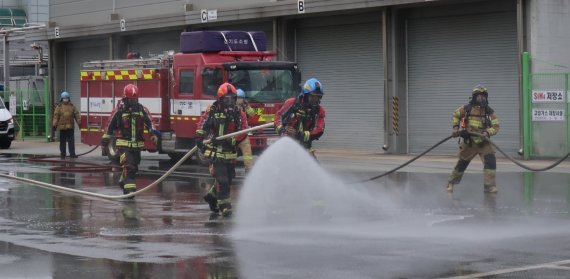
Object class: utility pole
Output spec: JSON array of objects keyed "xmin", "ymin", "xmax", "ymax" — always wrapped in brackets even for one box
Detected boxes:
[{"xmin": 2, "ymin": 35, "xmax": 8, "ymax": 92}]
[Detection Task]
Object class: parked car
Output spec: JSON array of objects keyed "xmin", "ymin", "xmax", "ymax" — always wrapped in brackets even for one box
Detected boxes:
[{"xmin": 0, "ymin": 96, "xmax": 15, "ymax": 149}]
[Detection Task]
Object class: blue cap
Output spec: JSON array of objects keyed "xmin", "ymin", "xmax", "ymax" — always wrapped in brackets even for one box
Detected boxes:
[{"xmin": 236, "ymin": 88, "xmax": 246, "ymax": 98}]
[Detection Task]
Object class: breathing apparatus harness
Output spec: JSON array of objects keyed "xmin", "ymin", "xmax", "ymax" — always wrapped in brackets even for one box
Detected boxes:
[
  {"xmin": 459, "ymin": 102, "xmax": 494, "ymax": 146},
  {"xmin": 202, "ymin": 101, "xmax": 242, "ymax": 159}
]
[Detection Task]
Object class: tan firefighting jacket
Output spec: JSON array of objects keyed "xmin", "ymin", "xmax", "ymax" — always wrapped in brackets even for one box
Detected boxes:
[
  {"xmin": 53, "ymin": 102, "xmax": 80, "ymax": 130},
  {"xmin": 452, "ymin": 104, "xmax": 499, "ymax": 145}
]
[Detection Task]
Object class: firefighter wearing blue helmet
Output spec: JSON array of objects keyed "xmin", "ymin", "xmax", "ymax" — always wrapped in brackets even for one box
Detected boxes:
[
  {"xmin": 236, "ymin": 88, "xmax": 256, "ymax": 173},
  {"xmin": 274, "ymin": 78, "xmax": 326, "ymax": 158},
  {"xmin": 53, "ymin": 91, "xmax": 81, "ymax": 159}
]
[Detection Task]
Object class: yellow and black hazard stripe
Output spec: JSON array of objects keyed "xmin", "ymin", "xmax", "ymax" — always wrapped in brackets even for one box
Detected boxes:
[{"xmin": 80, "ymin": 69, "xmax": 158, "ymax": 81}]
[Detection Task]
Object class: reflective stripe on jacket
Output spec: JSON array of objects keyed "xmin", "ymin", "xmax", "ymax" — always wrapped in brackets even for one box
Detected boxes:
[
  {"xmin": 105, "ymin": 104, "xmax": 154, "ymax": 149},
  {"xmin": 196, "ymin": 102, "xmax": 248, "ymax": 161},
  {"xmin": 452, "ymin": 104, "xmax": 500, "ymax": 144}
]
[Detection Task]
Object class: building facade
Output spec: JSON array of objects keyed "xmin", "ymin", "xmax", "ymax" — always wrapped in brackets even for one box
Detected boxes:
[{"xmin": 22, "ymin": 0, "xmax": 570, "ymax": 155}]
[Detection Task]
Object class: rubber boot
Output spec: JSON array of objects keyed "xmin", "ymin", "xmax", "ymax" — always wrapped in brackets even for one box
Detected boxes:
[
  {"xmin": 484, "ymin": 185, "xmax": 498, "ymax": 193},
  {"xmin": 219, "ymin": 203, "xmax": 232, "ymax": 218},
  {"xmin": 446, "ymin": 183, "xmax": 454, "ymax": 193},
  {"xmin": 203, "ymin": 193, "xmax": 219, "ymax": 213},
  {"xmin": 123, "ymin": 183, "xmax": 136, "ymax": 199}
]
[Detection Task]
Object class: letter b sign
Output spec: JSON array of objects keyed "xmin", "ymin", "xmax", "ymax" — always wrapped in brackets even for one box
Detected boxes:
[{"xmin": 298, "ymin": 0, "xmax": 305, "ymax": 13}]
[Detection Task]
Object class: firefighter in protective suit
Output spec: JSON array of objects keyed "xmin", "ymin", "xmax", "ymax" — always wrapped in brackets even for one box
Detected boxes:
[
  {"xmin": 101, "ymin": 84, "xmax": 158, "ymax": 196},
  {"xmin": 447, "ymin": 85, "xmax": 500, "ymax": 194},
  {"xmin": 53, "ymin": 91, "xmax": 81, "ymax": 159},
  {"xmin": 274, "ymin": 78, "xmax": 326, "ymax": 158},
  {"xmin": 236, "ymin": 88, "xmax": 255, "ymax": 173},
  {"xmin": 196, "ymin": 83, "xmax": 248, "ymax": 218}
]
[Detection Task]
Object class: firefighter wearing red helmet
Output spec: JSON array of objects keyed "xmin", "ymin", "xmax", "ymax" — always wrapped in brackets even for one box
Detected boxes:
[
  {"xmin": 274, "ymin": 78, "xmax": 326, "ymax": 158},
  {"xmin": 101, "ymin": 83, "xmax": 159, "ymax": 197},
  {"xmin": 196, "ymin": 82, "xmax": 248, "ymax": 218},
  {"xmin": 447, "ymin": 85, "xmax": 500, "ymax": 194}
]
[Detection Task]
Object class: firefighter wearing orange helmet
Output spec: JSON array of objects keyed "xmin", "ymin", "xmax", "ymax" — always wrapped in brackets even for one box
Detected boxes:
[
  {"xmin": 196, "ymin": 82, "xmax": 248, "ymax": 218},
  {"xmin": 447, "ymin": 85, "xmax": 500, "ymax": 194},
  {"xmin": 101, "ymin": 84, "xmax": 159, "ymax": 197},
  {"xmin": 274, "ymin": 78, "xmax": 326, "ymax": 158}
]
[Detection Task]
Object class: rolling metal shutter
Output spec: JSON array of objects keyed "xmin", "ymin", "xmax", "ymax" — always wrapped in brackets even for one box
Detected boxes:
[
  {"xmin": 124, "ymin": 30, "xmax": 180, "ymax": 58},
  {"xmin": 65, "ymin": 40, "xmax": 107, "ymax": 138},
  {"xmin": 296, "ymin": 22, "xmax": 384, "ymax": 150},
  {"xmin": 407, "ymin": 11, "xmax": 518, "ymax": 154}
]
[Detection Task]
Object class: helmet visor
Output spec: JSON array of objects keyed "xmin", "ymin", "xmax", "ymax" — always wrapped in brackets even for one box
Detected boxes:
[
  {"xmin": 223, "ymin": 95, "xmax": 237, "ymax": 107},
  {"xmin": 307, "ymin": 93, "xmax": 322, "ymax": 106}
]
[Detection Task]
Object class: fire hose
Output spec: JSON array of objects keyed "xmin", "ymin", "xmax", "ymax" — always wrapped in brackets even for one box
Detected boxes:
[
  {"xmin": 27, "ymin": 145, "xmax": 113, "ymax": 172},
  {"xmin": 0, "ymin": 122, "xmax": 275, "ymax": 200},
  {"xmin": 351, "ymin": 131, "xmax": 570, "ymax": 184}
]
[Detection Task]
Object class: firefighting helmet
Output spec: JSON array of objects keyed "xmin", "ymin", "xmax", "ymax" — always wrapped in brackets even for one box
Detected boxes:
[
  {"xmin": 302, "ymin": 78, "xmax": 324, "ymax": 96},
  {"xmin": 217, "ymin": 82, "xmax": 237, "ymax": 99},
  {"xmin": 60, "ymin": 91, "xmax": 70, "ymax": 99},
  {"xmin": 236, "ymin": 88, "xmax": 246, "ymax": 98},
  {"xmin": 123, "ymin": 84, "xmax": 139, "ymax": 99},
  {"xmin": 472, "ymin": 85, "xmax": 488, "ymax": 96}
]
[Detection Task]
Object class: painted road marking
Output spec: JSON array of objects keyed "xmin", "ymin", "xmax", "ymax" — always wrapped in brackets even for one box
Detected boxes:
[{"xmin": 442, "ymin": 259, "xmax": 570, "ymax": 278}]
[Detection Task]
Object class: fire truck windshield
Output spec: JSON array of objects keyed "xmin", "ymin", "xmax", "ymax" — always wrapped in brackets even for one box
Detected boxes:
[{"xmin": 229, "ymin": 69, "xmax": 297, "ymax": 103}]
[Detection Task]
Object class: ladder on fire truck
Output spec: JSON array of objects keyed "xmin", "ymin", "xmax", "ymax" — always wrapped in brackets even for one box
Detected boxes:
[{"xmin": 81, "ymin": 54, "xmax": 173, "ymax": 69}]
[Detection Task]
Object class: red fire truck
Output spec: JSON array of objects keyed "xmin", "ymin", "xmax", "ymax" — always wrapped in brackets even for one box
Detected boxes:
[{"xmin": 80, "ymin": 31, "xmax": 301, "ymax": 162}]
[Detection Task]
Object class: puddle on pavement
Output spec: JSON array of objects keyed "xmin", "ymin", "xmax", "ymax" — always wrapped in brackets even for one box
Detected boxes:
[{"xmin": 2, "ymin": 141, "xmax": 570, "ymax": 278}]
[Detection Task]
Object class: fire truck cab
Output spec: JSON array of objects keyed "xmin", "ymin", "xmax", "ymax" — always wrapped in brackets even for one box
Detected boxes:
[{"xmin": 80, "ymin": 31, "xmax": 301, "ymax": 162}]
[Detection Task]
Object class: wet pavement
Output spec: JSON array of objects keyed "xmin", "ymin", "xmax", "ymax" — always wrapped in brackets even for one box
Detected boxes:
[{"xmin": 1, "ymin": 140, "xmax": 570, "ymax": 278}]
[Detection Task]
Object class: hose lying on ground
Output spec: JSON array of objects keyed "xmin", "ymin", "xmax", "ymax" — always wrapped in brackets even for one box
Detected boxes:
[
  {"xmin": 351, "ymin": 131, "xmax": 570, "ymax": 184},
  {"xmin": 348, "ymin": 135, "xmax": 454, "ymax": 184},
  {"xmin": 0, "ymin": 123, "xmax": 275, "ymax": 200}
]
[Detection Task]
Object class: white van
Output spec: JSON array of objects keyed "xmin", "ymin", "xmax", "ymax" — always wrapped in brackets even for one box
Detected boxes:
[{"xmin": 0, "ymin": 96, "xmax": 15, "ymax": 149}]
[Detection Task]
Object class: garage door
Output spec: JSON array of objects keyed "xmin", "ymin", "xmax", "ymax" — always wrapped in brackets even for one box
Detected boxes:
[
  {"xmin": 123, "ymin": 30, "xmax": 180, "ymax": 58},
  {"xmin": 65, "ymin": 40, "xmax": 108, "ymax": 138},
  {"xmin": 296, "ymin": 21, "xmax": 384, "ymax": 150},
  {"xmin": 407, "ymin": 11, "xmax": 518, "ymax": 154}
]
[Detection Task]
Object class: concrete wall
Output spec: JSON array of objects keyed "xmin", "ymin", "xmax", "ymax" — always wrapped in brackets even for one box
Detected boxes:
[
  {"xmin": 528, "ymin": 0, "xmax": 570, "ymax": 72},
  {"xmin": 25, "ymin": 0, "xmax": 49, "ymax": 24},
  {"xmin": 0, "ymin": 0, "xmax": 20, "ymax": 8}
]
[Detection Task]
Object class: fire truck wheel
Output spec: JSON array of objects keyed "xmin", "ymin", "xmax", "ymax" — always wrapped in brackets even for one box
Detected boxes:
[
  {"xmin": 0, "ymin": 139, "xmax": 11, "ymax": 149},
  {"xmin": 105, "ymin": 138, "xmax": 120, "ymax": 163}
]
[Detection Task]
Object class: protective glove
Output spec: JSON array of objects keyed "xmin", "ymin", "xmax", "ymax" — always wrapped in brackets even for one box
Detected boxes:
[
  {"xmin": 481, "ymin": 131, "xmax": 490, "ymax": 139},
  {"xmin": 459, "ymin": 130, "xmax": 469, "ymax": 139},
  {"xmin": 196, "ymin": 138, "xmax": 206, "ymax": 151},
  {"xmin": 451, "ymin": 128, "xmax": 460, "ymax": 138},
  {"xmin": 101, "ymin": 136, "xmax": 110, "ymax": 147},
  {"xmin": 285, "ymin": 126, "xmax": 297, "ymax": 137},
  {"xmin": 211, "ymin": 137, "xmax": 233, "ymax": 146}
]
